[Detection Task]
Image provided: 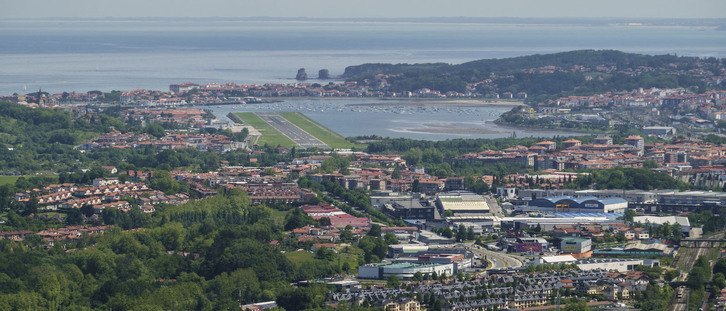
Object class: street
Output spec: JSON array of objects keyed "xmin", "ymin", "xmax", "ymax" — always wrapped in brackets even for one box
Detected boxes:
[{"xmin": 467, "ymin": 243, "xmax": 524, "ymax": 269}]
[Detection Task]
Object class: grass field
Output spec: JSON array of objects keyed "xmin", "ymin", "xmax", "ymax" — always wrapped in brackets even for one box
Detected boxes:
[
  {"xmin": 279, "ymin": 112, "xmax": 355, "ymax": 149},
  {"xmin": 284, "ymin": 246, "xmax": 361, "ymax": 272},
  {"xmin": 270, "ymin": 209, "xmax": 291, "ymax": 226},
  {"xmin": 0, "ymin": 175, "xmax": 59, "ymax": 186},
  {"xmin": 284, "ymin": 250, "xmax": 315, "ymax": 266},
  {"xmin": 233, "ymin": 112, "xmax": 296, "ymax": 148},
  {"xmin": 0, "ymin": 176, "xmax": 21, "ymax": 186}
]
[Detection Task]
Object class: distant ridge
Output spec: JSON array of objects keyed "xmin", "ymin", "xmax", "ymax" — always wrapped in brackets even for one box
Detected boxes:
[
  {"xmin": 340, "ymin": 50, "xmax": 718, "ymax": 98},
  {"xmin": 341, "ymin": 50, "xmax": 691, "ymax": 78}
]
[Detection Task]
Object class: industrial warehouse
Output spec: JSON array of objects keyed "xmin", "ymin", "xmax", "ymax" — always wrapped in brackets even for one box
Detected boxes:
[{"xmin": 526, "ymin": 196, "xmax": 628, "ymax": 213}]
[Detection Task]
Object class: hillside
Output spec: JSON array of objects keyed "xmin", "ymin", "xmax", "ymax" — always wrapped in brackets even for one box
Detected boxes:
[
  {"xmin": 0, "ymin": 102, "xmax": 122, "ymax": 173},
  {"xmin": 341, "ymin": 50, "xmax": 718, "ymax": 99},
  {"xmin": 342, "ymin": 50, "xmax": 696, "ymax": 78}
]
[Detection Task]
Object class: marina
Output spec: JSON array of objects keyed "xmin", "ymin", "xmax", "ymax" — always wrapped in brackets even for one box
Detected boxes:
[{"xmin": 195, "ymin": 98, "xmax": 587, "ymax": 140}]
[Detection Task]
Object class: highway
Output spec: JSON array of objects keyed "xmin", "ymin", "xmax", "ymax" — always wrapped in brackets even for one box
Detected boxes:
[
  {"xmin": 467, "ymin": 243, "xmax": 524, "ymax": 270},
  {"xmin": 256, "ymin": 113, "xmax": 329, "ymax": 149}
]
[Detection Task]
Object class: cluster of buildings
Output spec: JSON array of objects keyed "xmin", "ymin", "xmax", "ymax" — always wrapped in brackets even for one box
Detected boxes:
[
  {"xmin": 458, "ymin": 136, "xmax": 646, "ymax": 174},
  {"xmin": 12, "ymin": 177, "xmax": 188, "ymax": 214},
  {"xmin": 7, "ymin": 54, "xmax": 722, "ymax": 108},
  {"xmin": 168, "ymin": 81, "xmax": 480, "ymax": 100},
  {"xmin": 524, "ymin": 195, "xmax": 628, "ymax": 214},
  {"xmin": 533, "ymin": 255, "xmax": 660, "ymax": 273},
  {"xmin": 544, "ymin": 88, "xmax": 724, "ymax": 110},
  {"xmin": 453, "ymin": 135, "xmax": 726, "ymax": 196},
  {"xmin": 122, "ymin": 108, "xmax": 214, "ymax": 128},
  {"xmin": 0, "ymin": 225, "xmax": 112, "ymax": 246},
  {"xmin": 288, "ymin": 225, "xmax": 356, "ymax": 245},
  {"xmin": 716, "ymin": 287, "xmax": 726, "ymax": 311},
  {"xmin": 360, "ymin": 244, "xmax": 476, "ymax": 279},
  {"xmin": 333, "ymin": 269, "xmax": 651, "ymax": 309},
  {"xmin": 527, "ymin": 88, "xmax": 726, "ymax": 142},
  {"xmin": 226, "ymin": 183, "xmax": 317, "ymax": 205},
  {"xmin": 78, "ymin": 131, "xmax": 236, "ymax": 153},
  {"xmin": 300, "ymin": 203, "xmax": 371, "ymax": 228},
  {"xmin": 513, "ymin": 186, "xmax": 721, "ymax": 217}
]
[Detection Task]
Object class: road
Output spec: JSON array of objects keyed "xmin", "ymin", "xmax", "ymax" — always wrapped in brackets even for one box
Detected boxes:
[
  {"xmin": 256, "ymin": 112, "xmax": 329, "ymax": 149},
  {"xmin": 484, "ymin": 196, "xmax": 504, "ymax": 217},
  {"xmin": 467, "ymin": 243, "xmax": 524, "ymax": 269}
]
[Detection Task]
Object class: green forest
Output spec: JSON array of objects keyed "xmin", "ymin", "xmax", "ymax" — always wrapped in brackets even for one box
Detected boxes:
[{"xmin": 0, "ymin": 188, "xmax": 379, "ymax": 311}]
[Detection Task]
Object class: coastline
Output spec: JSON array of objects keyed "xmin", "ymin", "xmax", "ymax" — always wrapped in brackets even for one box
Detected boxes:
[
  {"xmin": 338, "ymin": 98, "xmax": 524, "ymax": 107},
  {"xmin": 193, "ymin": 97, "xmax": 524, "ymax": 108},
  {"xmin": 486, "ymin": 120, "xmax": 596, "ymax": 135}
]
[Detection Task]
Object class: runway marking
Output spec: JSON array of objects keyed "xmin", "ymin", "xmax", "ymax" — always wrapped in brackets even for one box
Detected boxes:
[{"xmin": 255, "ymin": 112, "xmax": 330, "ymax": 149}]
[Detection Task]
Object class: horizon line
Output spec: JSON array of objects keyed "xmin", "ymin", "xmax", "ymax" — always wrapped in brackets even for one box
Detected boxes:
[{"xmin": 1, "ymin": 16, "xmax": 725, "ymax": 21}]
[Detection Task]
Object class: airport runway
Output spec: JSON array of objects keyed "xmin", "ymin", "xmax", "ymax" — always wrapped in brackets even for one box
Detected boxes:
[{"xmin": 256, "ymin": 113, "xmax": 329, "ymax": 149}]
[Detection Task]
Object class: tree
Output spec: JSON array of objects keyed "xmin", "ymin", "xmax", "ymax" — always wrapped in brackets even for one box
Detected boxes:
[
  {"xmin": 404, "ymin": 148, "xmax": 423, "ymax": 166},
  {"xmin": 714, "ymin": 258, "xmax": 726, "ymax": 277},
  {"xmin": 386, "ymin": 275, "xmax": 400, "ymax": 288},
  {"xmin": 22, "ymin": 234, "xmax": 46, "ymax": 249},
  {"xmin": 391, "ymin": 167, "xmax": 402, "ymax": 179},
  {"xmin": 433, "ymin": 298, "xmax": 442, "ymax": 311},
  {"xmin": 664, "ymin": 269, "xmax": 681, "ymax": 282},
  {"xmin": 314, "ymin": 247, "xmax": 335, "ymax": 261},
  {"xmin": 440, "ymin": 227, "xmax": 453, "ymax": 238},
  {"xmin": 149, "ymin": 170, "xmax": 187, "ymax": 195},
  {"xmin": 80, "ymin": 204, "xmax": 95, "ymax": 218},
  {"xmin": 384, "ymin": 232, "xmax": 399, "ymax": 245},
  {"xmin": 688, "ymin": 266, "xmax": 709, "ymax": 289},
  {"xmin": 412, "ymin": 271, "xmax": 423, "ymax": 282},
  {"xmin": 358, "ymin": 236, "xmax": 387, "ymax": 263},
  {"xmin": 144, "ymin": 123, "xmax": 166, "ymax": 138},
  {"xmin": 318, "ymin": 217, "xmax": 331, "ymax": 227},
  {"xmin": 411, "ymin": 179, "xmax": 421, "ymax": 193},
  {"xmin": 564, "ymin": 299, "xmax": 591, "ymax": 311},
  {"xmin": 635, "ymin": 283, "xmax": 674, "ymax": 311},
  {"xmin": 284, "ymin": 208, "xmax": 315, "ymax": 231},
  {"xmin": 624, "ymin": 209, "xmax": 636, "ymax": 222},
  {"xmin": 367, "ymin": 224, "xmax": 382, "ymax": 237},
  {"xmin": 0, "ymin": 184, "xmax": 14, "ymax": 212},
  {"xmin": 466, "ymin": 226, "xmax": 475, "ymax": 241},
  {"xmin": 340, "ymin": 227, "xmax": 354, "ymax": 242},
  {"xmin": 643, "ymin": 159, "xmax": 658, "ymax": 169},
  {"xmin": 714, "ymin": 273, "xmax": 726, "ymax": 289},
  {"xmin": 65, "ymin": 208, "xmax": 84, "ymax": 225},
  {"xmin": 456, "ymin": 225, "xmax": 466, "ymax": 242}
]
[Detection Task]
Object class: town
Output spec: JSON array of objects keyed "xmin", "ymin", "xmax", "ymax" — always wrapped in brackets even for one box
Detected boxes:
[{"xmin": 0, "ymin": 51, "xmax": 725, "ymax": 311}]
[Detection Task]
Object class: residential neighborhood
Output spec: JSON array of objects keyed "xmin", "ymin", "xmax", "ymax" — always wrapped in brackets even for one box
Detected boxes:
[{"xmin": 1, "ymin": 50, "xmax": 725, "ymax": 311}]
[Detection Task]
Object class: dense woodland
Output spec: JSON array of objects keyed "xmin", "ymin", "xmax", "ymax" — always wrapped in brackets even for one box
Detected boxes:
[{"xmin": 0, "ymin": 188, "xmax": 388, "ymax": 310}]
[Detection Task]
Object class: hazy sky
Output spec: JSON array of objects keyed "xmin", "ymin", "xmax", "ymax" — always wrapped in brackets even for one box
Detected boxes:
[{"xmin": 3, "ymin": 0, "xmax": 726, "ymax": 19}]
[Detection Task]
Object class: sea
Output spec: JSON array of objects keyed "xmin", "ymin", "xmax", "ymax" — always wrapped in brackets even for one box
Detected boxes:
[{"xmin": 2, "ymin": 18, "xmax": 725, "ymax": 140}]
